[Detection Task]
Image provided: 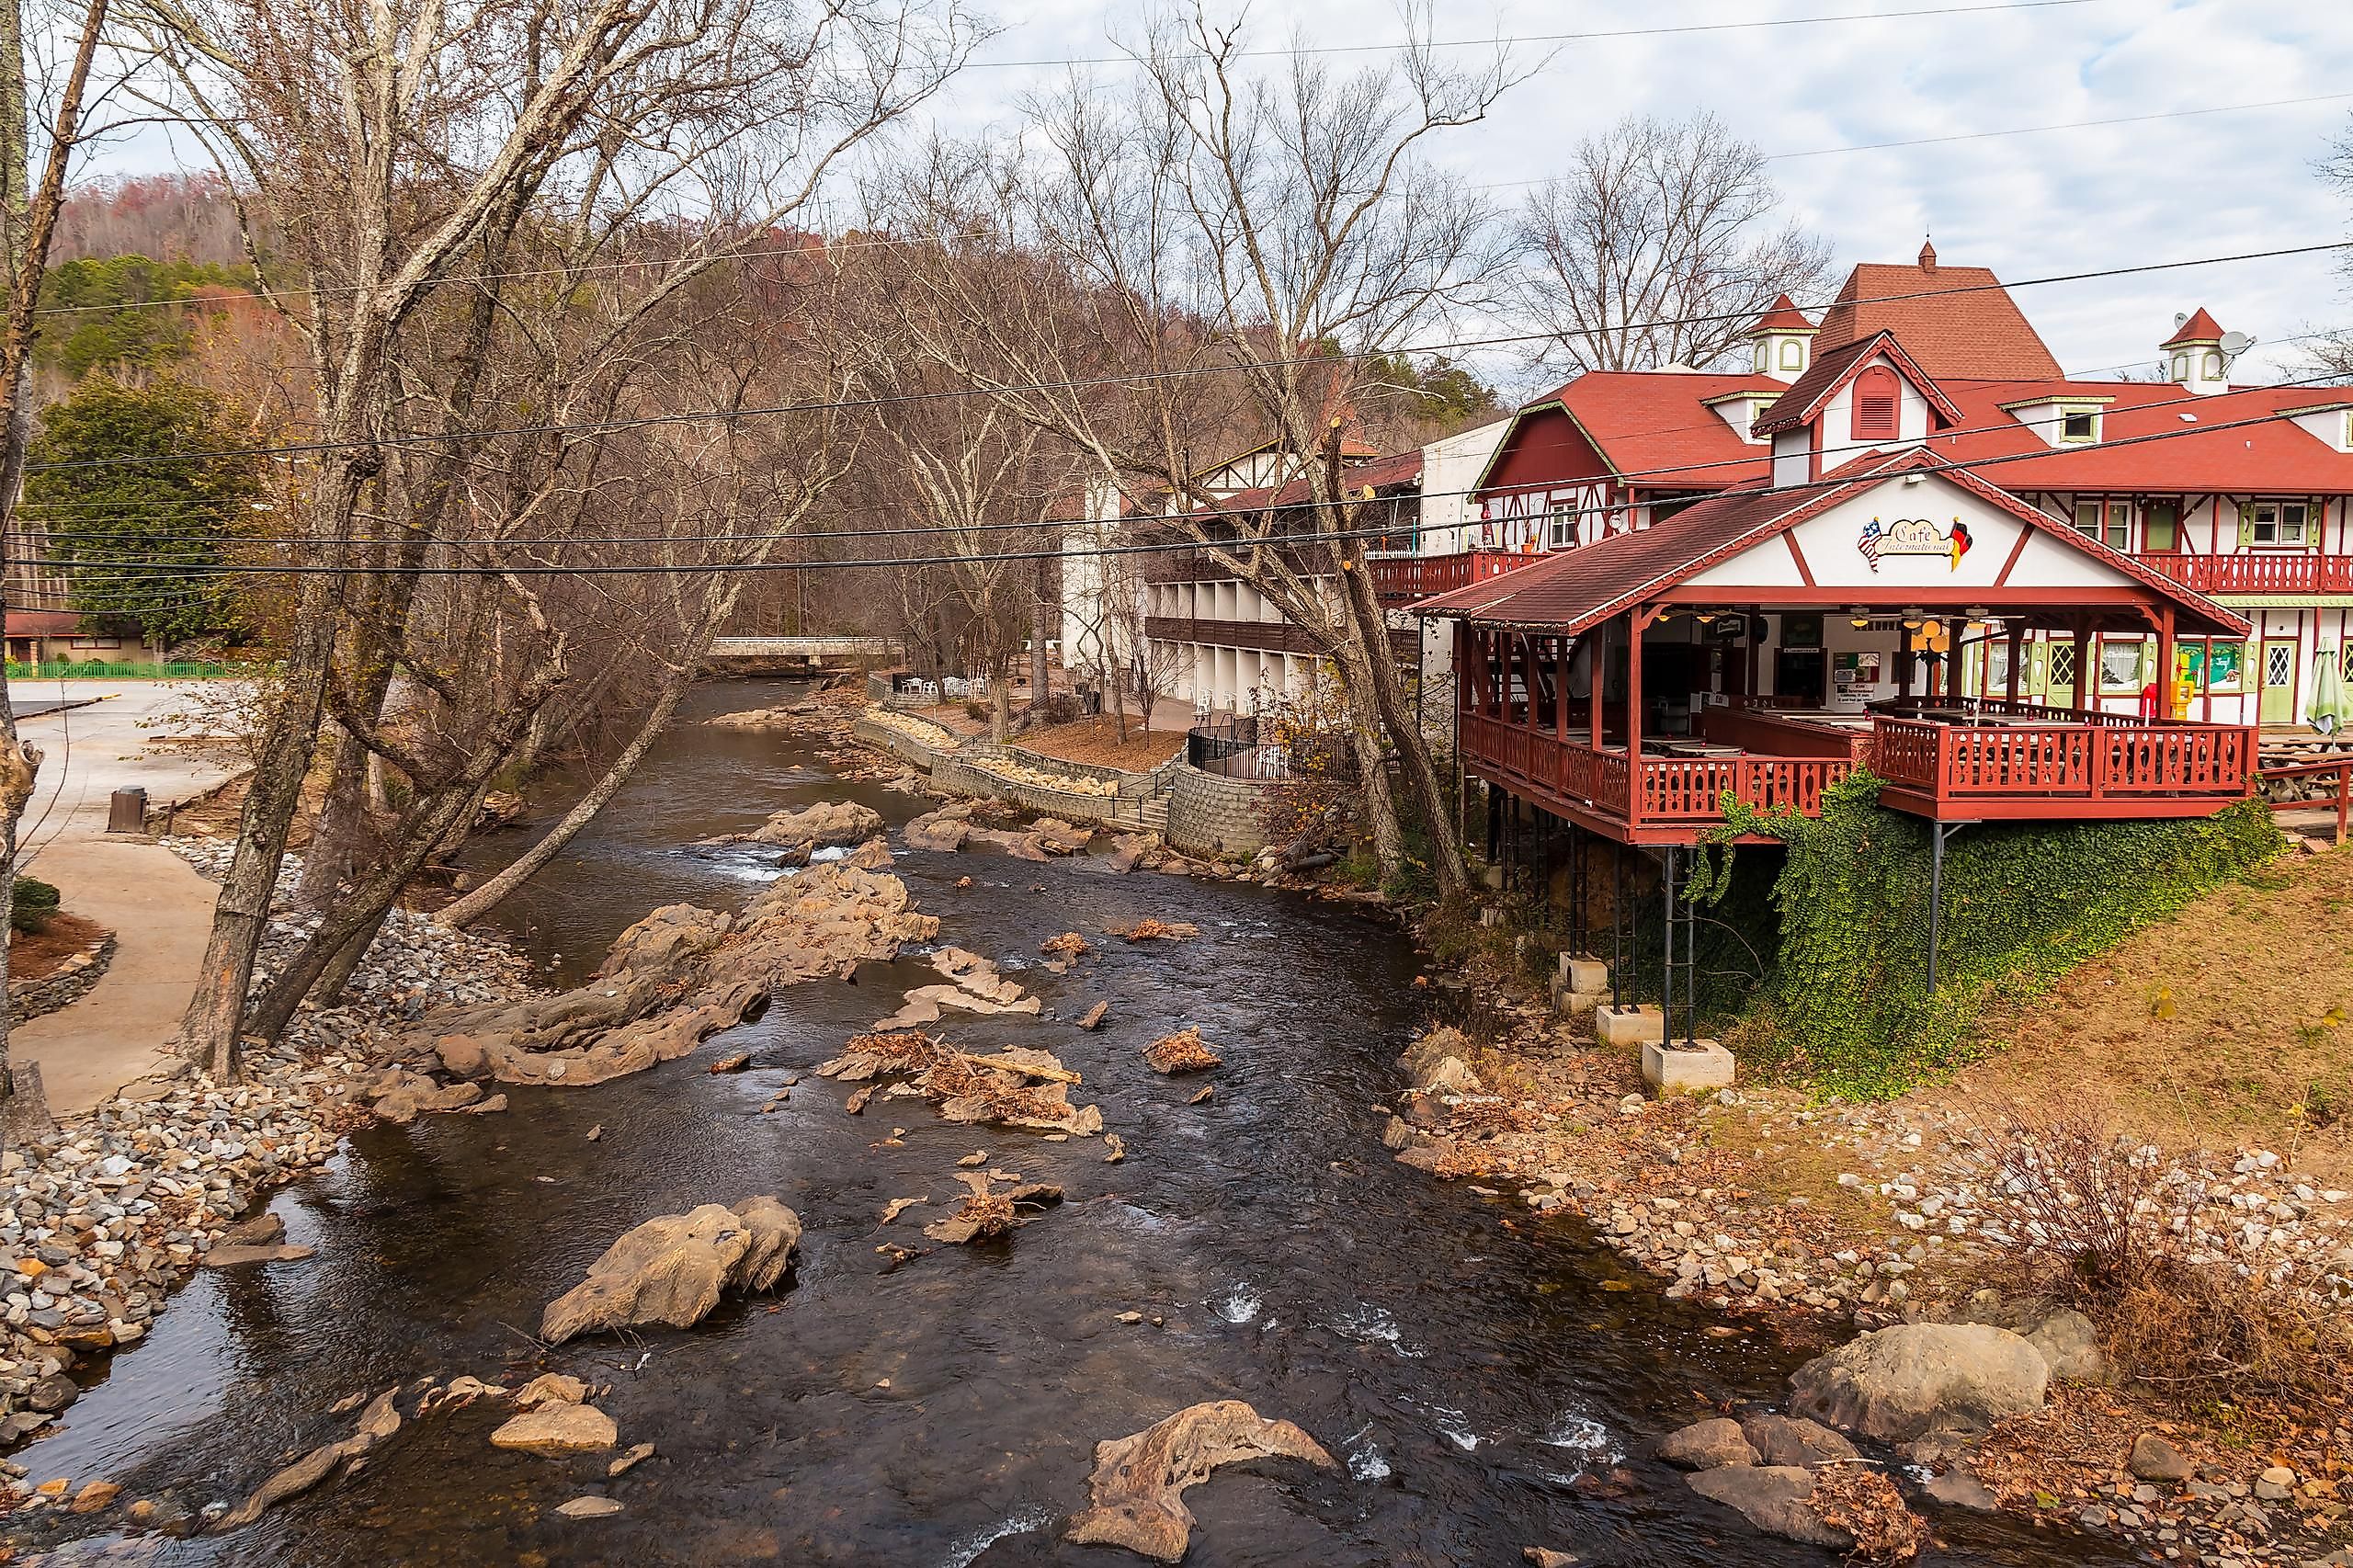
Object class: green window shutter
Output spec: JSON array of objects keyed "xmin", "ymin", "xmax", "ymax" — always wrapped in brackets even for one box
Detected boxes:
[
  {"xmin": 2236, "ymin": 503, "xmax": 2254, "ymax": 548},
  {"xmin": 2311, "ymin": 498, "xmax": 2325, "ymax": 550}
]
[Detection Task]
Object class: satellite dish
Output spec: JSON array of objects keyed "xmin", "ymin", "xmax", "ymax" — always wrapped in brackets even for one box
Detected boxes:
[
  {"xmin": 2220, "ymin": 330, "xmax": 2256, "ymax": 356},
  {"xmin": 2174, "ymin": 312, "xmax": 2189, "ymax": 330}
]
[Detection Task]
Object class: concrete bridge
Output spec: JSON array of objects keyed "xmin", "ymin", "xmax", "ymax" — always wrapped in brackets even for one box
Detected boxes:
[{"xmin": 706, "ymin": 635, "xmax": 900, "ymax": 668}]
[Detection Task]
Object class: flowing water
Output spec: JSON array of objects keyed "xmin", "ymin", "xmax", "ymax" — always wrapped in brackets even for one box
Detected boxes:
[{"xmin": 12, "ymin": 681, "xmax": 2125, "ymax": 1567}]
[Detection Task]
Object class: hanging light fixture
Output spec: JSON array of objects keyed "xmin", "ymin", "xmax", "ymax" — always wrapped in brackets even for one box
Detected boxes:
[
  {"xmin": 1901, "ymin": 606, "xmax": 1926, "ymax": 631},
  {"xmin": 1848, "ymin": 606, "xmax": 1870, "ymax": 629}
]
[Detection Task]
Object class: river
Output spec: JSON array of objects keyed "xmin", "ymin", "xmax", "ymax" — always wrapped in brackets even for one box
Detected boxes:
[{"xmin": 10, "ymin": 680, "xmax": 2123, "ymax": 1566}]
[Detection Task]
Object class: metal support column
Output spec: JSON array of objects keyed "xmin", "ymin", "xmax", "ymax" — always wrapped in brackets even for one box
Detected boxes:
[
  {"xmin": 1610, "ymin": 841, "xmax": 1627, "ymax": 1010},
  {"xmin": 1660, "ymin": 846, "xmax": 1678, "ymax": 1046},
  {"xmin": 1925, "ymin": 822, "xmax": 1966, "ymax": 994}
]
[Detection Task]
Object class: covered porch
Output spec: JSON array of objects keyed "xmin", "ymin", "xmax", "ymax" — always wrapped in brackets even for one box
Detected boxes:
[{"xmin": 1421, "ymin": 452, "xmax": 2259, "ymax": 846}]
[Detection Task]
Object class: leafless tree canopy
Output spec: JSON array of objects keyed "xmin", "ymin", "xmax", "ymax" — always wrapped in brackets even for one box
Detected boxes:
[{"xmin": 1510, "ymin": 110, "xmax": 1831, "ymax": 379}]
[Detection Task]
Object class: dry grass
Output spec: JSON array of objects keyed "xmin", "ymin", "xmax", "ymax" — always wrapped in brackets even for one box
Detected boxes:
[
  {"xmin": 1015, "ymin": 718, "xmax": 1181, "ymax": 774},
  {"xmin": 1810, "ymin": 1464, "xmax": 1923, "ymax": 1562},
  {"xmin": 1936, "ymin": 848, "xmax": 2353, "ymax": 1184},
  {"xmin": 1955, "ymin": 1103, "xmax": 2351, "ymax": 1416}
]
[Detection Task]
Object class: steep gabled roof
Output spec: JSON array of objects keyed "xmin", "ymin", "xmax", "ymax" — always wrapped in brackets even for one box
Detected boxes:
[
  {"xmin": 1748, "ymin": 293, "xmax": 1817, "ymax": 335},
  {"xmin": 2160, "ymin": 308, "xmax": 2226, "ymax": 348},
  {"xmin": 1477, "ymin": 370, "xmax": 1780, "ymax": 494},
  {"xmin": 1412, "ymin": 447, "xmax": 2249, "ymax": 638},
  {"xmin": 1749, "ymin": 331, "xmax": 1964, "ymax": 437},
  {"xmin": 1814, "ymin": 261, "xmax": 2064, "ymax": 380}
]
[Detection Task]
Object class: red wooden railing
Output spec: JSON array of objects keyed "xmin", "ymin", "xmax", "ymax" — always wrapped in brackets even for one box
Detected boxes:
[
  {"xmin": 1459, "ymin": 711, "xmax": 1848, "ymax": 828},
  {"xmin": 2143, "ymin": 553, "xmax": 2353, "ymax": 596},
  {"xmin": 1869, "ymin": 716, "xmax": 2253, "ymax": 801},
  {"xmin": 1370, "ymin": 550, "xmax": 1540, "ymax": 603}
]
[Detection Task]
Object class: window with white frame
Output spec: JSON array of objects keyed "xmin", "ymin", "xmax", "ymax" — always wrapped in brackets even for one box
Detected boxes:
[
  {"xmin": 2072, "ymin": 498, "xmax": 2132, "ymax": 551},
  {"xmin": 2245, "ymin": 499, "xmax": 2313, "ymax": 547}
]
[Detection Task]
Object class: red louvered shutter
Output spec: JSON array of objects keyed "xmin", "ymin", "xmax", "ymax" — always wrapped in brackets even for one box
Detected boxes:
[{"xmin": 1851, "ymin": 367, "xmax": 1898, "ymax": 440}]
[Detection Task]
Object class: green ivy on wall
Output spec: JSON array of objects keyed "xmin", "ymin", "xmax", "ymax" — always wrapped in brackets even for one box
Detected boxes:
[{"xmin": 1688, "ymin": 771, "xmax": 2286, "ymax": 1098}]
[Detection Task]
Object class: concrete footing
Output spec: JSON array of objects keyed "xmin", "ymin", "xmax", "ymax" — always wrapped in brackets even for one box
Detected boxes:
[
  {"xmin": 1595, "ymin": 1004, "xmax": 1665, "ymax": 1047},
  {"xmin": 1642, "ymin": 1039, "xmax": 1735, "ymax": 1096},
  {"xmin": 1557, "ymin": 955, "xmax": 1608, "ymax": 994},
  {"xmin": 1550, "ymin": 983, "xmax": 1599, "ymax": 1017}
]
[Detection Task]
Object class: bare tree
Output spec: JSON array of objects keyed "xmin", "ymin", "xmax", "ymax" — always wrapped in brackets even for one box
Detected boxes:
[
  {"xmin": 1511, "ymin": 111, "xmax": 1831, "ymax": 378},
  {"xmin": 890, "ymin": 6, "xmax": 1520, "ymax": 894},
  {"xmin": 2306, "ymin": 121, "xmax": 2353, "ymax": 385},
  {"xmin": 127, "ymin": 0, "xmax": 979, "ymax": 1073},
  {"xmin": 0, "ymin": 0, "xmax": 118, "ymax": 1142}
]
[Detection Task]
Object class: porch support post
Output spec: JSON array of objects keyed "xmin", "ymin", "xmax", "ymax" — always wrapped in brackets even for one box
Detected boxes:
[
  {"xmin": 1626, "ymin": 608, "xmax": 1651, "ymax": 829},
  {"xmin": 1926, "ymin": 823, "xmax": 1961, "ymax": 994},
  {"xmin": 2005, "ymin": 623, "xmax": 2024, "ymax": 704},
  {"xmin": 1589, "ymin": 624, "xmax": 1605, "ymax": 744},
  {"xmin": 2155, "ymin": 607, "xmax": 2177, "ymax": 721},
  {"xmin": 1554, "ymin": 635, "xmax": 1571, "ymax": 737}
]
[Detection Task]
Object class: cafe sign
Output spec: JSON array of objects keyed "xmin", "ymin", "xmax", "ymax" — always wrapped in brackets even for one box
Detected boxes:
[{"xmin": 1859, "ymin": 516, "xmax": 1973, "ymax": 573}]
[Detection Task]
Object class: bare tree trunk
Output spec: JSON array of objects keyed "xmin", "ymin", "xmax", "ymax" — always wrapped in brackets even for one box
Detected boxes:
[
  {"xmin": 435, "ymin": 668, "xmax": 694, "ymax": 928},
  {"xmin": 1337, "ymin": 560, "xmax": 1466, "ymax": 898},
  {"xmin": 176, "ymin": 512, "xmax": 345, "ymax": 1078},
  {"xmin": 1029, "ymin": 582, "xmax": 1051, "ymax": 720},
  {"xmin": 310, "ymin": 903, "xmax": 390, "ymax": 1009},
  {"xmin": 293, "ymin": 720, "xmax": 369, "ymax": 911}
]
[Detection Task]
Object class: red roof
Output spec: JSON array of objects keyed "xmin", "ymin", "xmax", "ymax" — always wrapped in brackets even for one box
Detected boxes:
[
  {"xmin": 1414, "ymin": 447, "xmax": 2249, "ymax": 638},
  {"xmin": 1814, "ymin": 261, "xmax": 2064, "ymax": 380},
  {"xmin": 5, "ymin": 610, "xmax": 80, "ymax": 637},
  {"xmin": 1748, "ymin": 293, "xmax": 1816, "ymax": 335},
  {"xmin": 2160, "ymin": 308, "xmax": 2226, "ymax": 348},
  {"xmin": 1487, "ymin": 370, "xmax": 1780, "ymax": 494},
  {"xmin": 1750, "ymin": 332, "xmax": 1964, "ymax": 437},
  {"xmin": 1928, "ymin": 380, "xmax": 2353, "ymax": 493}
]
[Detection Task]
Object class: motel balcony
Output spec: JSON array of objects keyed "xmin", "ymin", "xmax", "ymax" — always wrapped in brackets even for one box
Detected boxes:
[
  {"xmin": 1368, "ymin": 550, "xmax": 1539, "ymax": 607},
  {"xmin": 1457, "ymin": 695, "xmax": 2256, "ymax": 846}
]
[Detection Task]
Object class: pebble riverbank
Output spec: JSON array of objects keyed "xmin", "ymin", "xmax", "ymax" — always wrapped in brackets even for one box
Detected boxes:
[{"xmin": 0, "ymin": 840, "xmax": 537, "ymax": 1497}]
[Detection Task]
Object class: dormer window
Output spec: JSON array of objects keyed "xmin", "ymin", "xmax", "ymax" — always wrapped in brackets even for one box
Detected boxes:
[
  {"xmin": 1779, "ymin": 340, "xmax": 1803, "ymax": 372},
  {"xmin": 2171, "ymin": 353, "xmax": 2189, "ymax": 380},
  {"xmin": 2202, "ymin": 351, "xmax": 2223, "ymax": 380},
  {"xmin": 1752, "ymin": 342, "xmax": 1768, "ymax": 373},
  {"xmin": 1851, "ymin": 366, "xmax": 1898, "ymax": 440},
  {"xmin": 2061, "ymin": 410, "xmax": 2095, "ymax": 442}
]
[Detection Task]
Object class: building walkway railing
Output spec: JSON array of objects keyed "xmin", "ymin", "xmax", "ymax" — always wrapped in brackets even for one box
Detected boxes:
[
  {"xmin": 1368, "ymin": 550, "xmax": 1538, "ymax": 605},
  {"xmin": 2143, "ymin": 553, "xmax": 2353, "ymax": 597}
]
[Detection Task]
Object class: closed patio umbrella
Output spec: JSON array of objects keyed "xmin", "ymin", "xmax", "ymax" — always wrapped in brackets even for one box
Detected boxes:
[{"xmin": 2308, "ymin": 647, "xmax": 2347, "ymax": 735}]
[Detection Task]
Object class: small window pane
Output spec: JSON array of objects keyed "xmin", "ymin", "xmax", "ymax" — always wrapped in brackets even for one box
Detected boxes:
[
  {"xmin": 2144, "ymin": 504, "xmax": 2177, "ymax": 551},
  {"xmin": 2073, "ymin": 501, "xmax": 2100, "ymax": 536},
  {"xmin": 2062, "ymin": 411, "xmax": 2095, "ymax": 440}
]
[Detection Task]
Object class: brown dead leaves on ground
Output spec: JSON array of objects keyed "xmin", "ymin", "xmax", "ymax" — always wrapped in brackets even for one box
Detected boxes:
[{"xmin": 1142, "ymin": 1027, "xmax": 1222, "ymax": 1074}]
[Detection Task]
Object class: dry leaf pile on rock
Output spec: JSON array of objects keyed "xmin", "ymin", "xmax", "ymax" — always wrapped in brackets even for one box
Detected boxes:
[
  {"xmin": 922, "ymin": 1171, "xmax": 1064, "ymax": 1244},
  {"xmin": 1810, "ymin": 1465, "xmax": 1924, "ymax": 1562},
  {"xmin": 1110, "ymin": 918, "xmax": 1199, "ymax": 942},
  {"xmin": 1142, "ymin": 1027, "xmax": 1222, "ymax": 1075},
  {"xmin": 815, "ymin": 1033, "xmax": 1104, "ymax": 1136},
  {"xmin": 1064, "ymin": 1400, "xmax": 1337, "ymax": 1562},
  {"xmin": 1040, "ymin": 931, "xmax": 1092, "ymax": 960},
  {"xmin": 397, "ymin": 864, "xmax": 937, "ymax": 1090}
]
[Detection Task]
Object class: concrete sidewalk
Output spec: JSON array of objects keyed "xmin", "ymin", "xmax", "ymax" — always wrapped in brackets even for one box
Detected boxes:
[{"xmin": 8, "ymin": 681, "xmax": 244, "ymax": 1114}]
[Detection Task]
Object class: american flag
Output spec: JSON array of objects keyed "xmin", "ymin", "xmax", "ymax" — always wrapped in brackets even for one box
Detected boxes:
[{"xmin": 1858, "ymin": 517, "xmax": 1884, "ymax": 572}]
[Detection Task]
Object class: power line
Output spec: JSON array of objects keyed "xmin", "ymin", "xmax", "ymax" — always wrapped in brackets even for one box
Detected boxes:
[
  {"xmin": 23, "ymin": 239, "xmax": 2353, "ymax": 477},
  {"xmin": 30, "ymin": 67, "xmax": 2327, "ymax": 326},
  {"xmin": 966, "ymin": 0, "xmax": 2113, "ymax": 69},
  {"xmin": 17, "ymin": 382, "xmax": 2346, "ymax": 579}
]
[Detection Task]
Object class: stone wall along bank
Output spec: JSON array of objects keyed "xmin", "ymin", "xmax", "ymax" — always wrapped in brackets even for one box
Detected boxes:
[{"xmin": 1165, "ymin": 763, "xmax": 1272, "ymax": 859}]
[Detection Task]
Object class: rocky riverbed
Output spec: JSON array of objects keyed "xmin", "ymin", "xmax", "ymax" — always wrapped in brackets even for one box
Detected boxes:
[{"xmin": 0, "ymin": 840, "xmax": 539, "ymax": 1502}]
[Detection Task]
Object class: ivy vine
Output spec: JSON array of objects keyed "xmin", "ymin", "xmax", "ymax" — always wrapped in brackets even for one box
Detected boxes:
[{"xmin": 1682, "ymin": 771, "xmax": 2285, "ymax": 1098}]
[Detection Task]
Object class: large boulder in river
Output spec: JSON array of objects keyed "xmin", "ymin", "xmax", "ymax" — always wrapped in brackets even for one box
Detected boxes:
[
  {"xmin": 904, "ymin": 803, "xmax": 973, "ymax": 851},
  {"xmin": 1790, "ymin": 1323, "xmax": 2049, "ymax": 1443},
  {"xmin": 1655, "ymin": 1418, "xmax": 1756, "ymax": 1471},
  {"xmin": 490, "ymin": 1402, "xmax": 618, "ymax": 1458},
  {"xmin": 540, "ymin": 1197, "xmax": 801, "ymax": 1346},
  {"xmin": 742, "ymin": 799, "xmax": 883, "ymax": 850},
  {"xmin": 1063, "ymin": 1400, "xmax": 1337, "ymax": 1562}
]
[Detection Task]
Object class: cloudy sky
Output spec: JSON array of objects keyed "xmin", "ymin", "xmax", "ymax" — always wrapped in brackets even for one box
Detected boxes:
[{"xmin": 915, "ymin": 0, "xmax": 2353, "ymax": 389}]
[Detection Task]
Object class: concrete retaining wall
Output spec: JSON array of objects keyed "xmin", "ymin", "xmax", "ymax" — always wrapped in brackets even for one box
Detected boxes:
[
  {"xmin": 8, "ymin": 931, "xmax": 116, "ymax": 1023},
  {"xmin": 1165, "ymin": 763, "xmax": 1273, "ymax": 859},
  {"xmin": 931, "ymin": 754, "xmax": 1142, "ymax": 827},
  {"xmin": 851, "ymin": 715, "xmax": 953, "ymax": 773}
]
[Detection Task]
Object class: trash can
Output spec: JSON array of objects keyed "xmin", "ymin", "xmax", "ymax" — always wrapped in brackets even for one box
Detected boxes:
[{"xmin": 107, "ymin": 786, "xmax": 147, "ymax": 835}]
